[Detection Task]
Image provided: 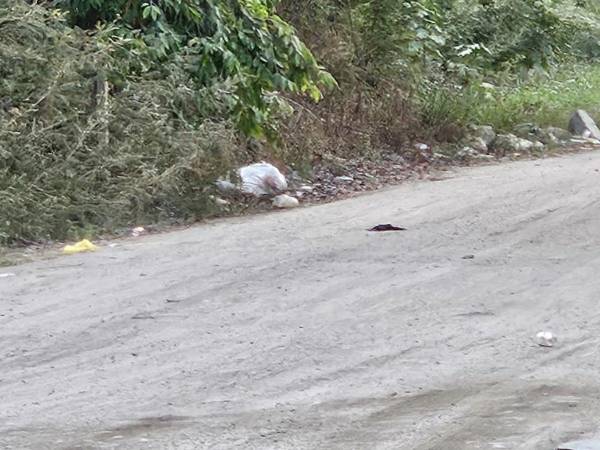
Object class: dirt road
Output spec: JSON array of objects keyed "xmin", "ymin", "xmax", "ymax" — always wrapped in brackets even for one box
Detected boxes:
[{"xmin": 3, "ymin": 152, "xmax": 600, "ymax": 449}]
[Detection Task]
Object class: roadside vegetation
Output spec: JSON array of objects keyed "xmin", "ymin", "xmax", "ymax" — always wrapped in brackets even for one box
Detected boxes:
[{"xmin": 2, "ymin": 0, "xmax": 600, "ymax": 245}]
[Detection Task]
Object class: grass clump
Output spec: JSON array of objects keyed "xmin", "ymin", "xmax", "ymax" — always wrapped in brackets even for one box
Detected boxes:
[
  {"xmin": 472, "ymin": 65, "xmax": 600, "ymax": 130},
  {"xmin": 418, "ymin": 64, "xmax": 600, "ymax": 136}
]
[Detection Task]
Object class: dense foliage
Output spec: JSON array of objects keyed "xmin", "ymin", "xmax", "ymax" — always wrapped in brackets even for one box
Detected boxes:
[
  {"xmin": 0, "ymin": 1, "xmax": 244, "ymax": 243},
  {"xmin": 3, "ymin": 0, "xmax": 600, "ymax": 244},
  {"xmin": 280, "ymin": 0, "xmax": 600, "ymax": 139},
  {"xmin": 54, "ymin": 0, "xmax": 336, "ymax": 137}
]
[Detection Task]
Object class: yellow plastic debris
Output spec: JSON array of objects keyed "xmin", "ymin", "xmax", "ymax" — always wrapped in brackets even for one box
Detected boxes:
[{"xmin": 62, "ymin": 239, "xmax": 98, "ymax": 255}]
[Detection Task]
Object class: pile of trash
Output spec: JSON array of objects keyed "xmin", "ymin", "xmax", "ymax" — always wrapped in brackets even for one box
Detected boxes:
[
  {"xmin": 213, "ymin": 110, "xmax": 600, "ymax": 214},
  {"xmin": 212, "ymin": 153, "xmax": 422, "ymax": 213}
]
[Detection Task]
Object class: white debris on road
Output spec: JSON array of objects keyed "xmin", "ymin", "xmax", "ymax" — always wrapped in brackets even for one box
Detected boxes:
[{"xmin": 535, "ymin": 331, "xmax": 556, "ymax": 347}]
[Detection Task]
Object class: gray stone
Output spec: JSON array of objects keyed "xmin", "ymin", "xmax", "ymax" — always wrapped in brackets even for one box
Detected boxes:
[
  {"xmin": 515, "ymin": 138, "xmax": 536, "ymax": 153},
  {"xmin": 432, "ymin": 152, "xmax": 451, "ymax": 163},
  {"xmin": 513, "ymin": 123, "xmax": 540, "ymax": 140},
  {"xmin": 536, "ymin": 128, "xmax": 560, "ymax": 145},
  {"xmin": 493, "ymin": 134, "xmax": 536, "ymax": 154},
  {"xmin": 472, "ymin": 154, "xmax": 495, "ymax": 161},
  {"xmin": 546, "ymin": 126, "xmax": 571, "ymax": 141},
  {"xmin": 466, "ymin": 137, "xmax": 489, "ymax": 154},
  {"xmin": 456, "ymin": 146, "xmax": 479, "ymax": 160},
  {"xmin": 511, "ymin": 125, "xmax": 570, "ymax": 146},
  {"xmin": 571, "ymin": 136, "xmax": 600, "ymax": 145},
  {"xmin": 456, "ymin": 146, "xmax": 495, "ymax": 162},
  {"xmin": 467, "ymin": 125, "xmax": 496, "ymax": 146},
  {"xmin": 532, "ymin": 140, "xmax": 545, "ymax": 155},
  {"xmin": 215, "ymin": 179, "xmax": 237, "ymax": 194},
  {"xmin": 569, "ymin": 110, "xmax": 600, "ymax": 140}
]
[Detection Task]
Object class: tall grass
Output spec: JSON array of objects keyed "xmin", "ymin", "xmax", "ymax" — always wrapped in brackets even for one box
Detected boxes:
[{"xmin": 422, "ymin": 64, "xmax": 600, "ymax": 135}]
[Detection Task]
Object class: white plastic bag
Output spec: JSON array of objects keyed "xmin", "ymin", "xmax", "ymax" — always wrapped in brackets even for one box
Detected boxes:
[{"xmin": 239, "ymin": 163, "xmax": 287, "ymax": 196}]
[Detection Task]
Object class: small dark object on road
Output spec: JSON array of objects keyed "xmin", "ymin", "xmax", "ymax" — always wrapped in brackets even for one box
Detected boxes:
[
  {"xmin": 369, "ymin": 224, "xmax": 407, "ymax": 231},
  {"xmin": 462, "ymin": 254, "xmax": 475, "ymax": 259}
]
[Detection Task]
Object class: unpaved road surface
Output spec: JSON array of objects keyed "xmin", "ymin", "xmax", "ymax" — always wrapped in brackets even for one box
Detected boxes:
[{"xmin": 3, "ymin": 153, "xmax": 600, "ymax": 450}]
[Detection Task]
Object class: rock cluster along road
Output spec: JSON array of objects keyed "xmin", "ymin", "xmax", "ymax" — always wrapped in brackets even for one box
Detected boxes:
[{"xmin": 4, "ymin": 152, "xmax": 600, "ymax": 449}]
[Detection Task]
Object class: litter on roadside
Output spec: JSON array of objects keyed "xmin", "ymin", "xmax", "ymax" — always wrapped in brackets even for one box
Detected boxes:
[
  {"xmin": 63, "ymin": 239, "xmax": 98, "ymax": 255},
  {"xmin": 535, "ymin": 331, "xmax": 556, "ymax": 347},
  {"xmin": 369, "ymin": 224, "xmax": 407, "ymax": 232},
  {"xmin": 131, "ymin": 226, "xmax": 145, "ymax": 237},
  {"xmin": 239, "ymin": 162, "xmax": 287, "ymax": 196}
]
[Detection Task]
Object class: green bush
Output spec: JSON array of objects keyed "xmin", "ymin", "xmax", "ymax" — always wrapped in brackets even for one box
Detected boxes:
[
  {"xmin": 0, "ymin": 2, "xmax": 243, "ymax": 244},
  {"xmin": 471, "ymin": 65, "xmax": 600, "ymax": 130},
  {"xmin": 5, "ymin": 0, "xmax": 600, "ymax": 246},
  {"xmin": 443, "ymin": 0, "xmax": 578, "ymax": 75},
  {"xmin": 54, "ymin": 0, "xmax": 336, "ymax": 138}
]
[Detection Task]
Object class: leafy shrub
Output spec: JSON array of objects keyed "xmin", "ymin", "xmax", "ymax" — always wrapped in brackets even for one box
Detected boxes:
[
  {"xmin": 54, "ymin": 0, "xmax": 336, "ymax": 138},
  {"xmin": 443, "ymin": 0, "xmax": 579, "ymax": 78}
]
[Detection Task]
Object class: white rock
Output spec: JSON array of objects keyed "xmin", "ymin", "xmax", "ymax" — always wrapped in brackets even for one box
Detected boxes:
[
  {"xmin": 334, "ymin": 176, "xmax": 354, "ymax": 183},
  {"xmin": 472, "ymin": 154, "xmax": 495, "ymax": 161},
  {"xmin": 457, "ymin": 146, "xmax": 479, "ymax": 159},
  {"xmin": 468, "ymin": 137, "xmax": 489, "ymax": 153},
  {"xmin": 131, "ymin": 226, "xmax": 145, "ymax": 237},
  {"xmin": 545, "ymin": 126, "xmax": 571, "ymax": 142},
  {"xmin": 532, "ymin": 141, "xmax": 545, "ymax": 153},
  {"xmin": 494, "ymin": 134, "xmax": 536, "ymax": 153},
  {"xmin": 272, "ymin": 194, "xmax": 299, "ymax": 209},
  {"xmin": 535, "ymin": 331, "xmax": 556, "ymax": 347},
  {"xmin": 516, "ymin": 138, "xmax": 535, "ymax": 152},
  {"xmin": 433, "ymin": 152, "xmax": 451, "ymax": 162},
  {"xmin": 468, "ymin": 125, "xmax": 496, "ymax": 146}
]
